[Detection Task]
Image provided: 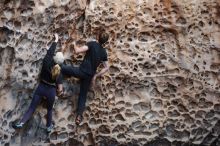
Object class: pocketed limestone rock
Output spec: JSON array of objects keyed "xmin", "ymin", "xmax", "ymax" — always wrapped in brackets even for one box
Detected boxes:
[{"xmin": 0, "ymin": 0, "xmax": 220, "ymax": 146}]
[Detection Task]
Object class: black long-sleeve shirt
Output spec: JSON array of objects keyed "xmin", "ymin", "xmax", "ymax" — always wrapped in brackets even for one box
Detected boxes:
[
  {"xmin": 40, "ymin": 42, "xmax": 63, "ymax": 86},
  {"xmin": 80, "ymin": 41, "xmax": 108, "ymax": 76}
]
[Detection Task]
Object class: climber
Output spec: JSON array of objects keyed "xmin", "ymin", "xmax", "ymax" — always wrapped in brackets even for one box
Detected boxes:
[
  {"xmin": 61, "ymin": 31, "xmax": 109, "ymax": 125},
  {"xmin": 13, "ymin": 33, "xmax": 64, "ymax": 133}
]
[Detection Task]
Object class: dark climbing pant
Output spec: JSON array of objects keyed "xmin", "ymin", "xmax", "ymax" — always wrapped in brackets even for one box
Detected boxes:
[
  {"xmin": 20, "ymin": 82, "xmax": 56, "ymax": 127},
  {"xmin": 61, "ymin": 65, "xmax": 93, "ymax": 115}
]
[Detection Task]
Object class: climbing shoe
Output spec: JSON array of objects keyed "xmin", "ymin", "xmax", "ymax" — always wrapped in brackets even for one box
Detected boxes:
[
  {"xmin": 47, "ymin": 124, "xmax": 54, "ymax": 133},
  {"xmin": 12, "ymin": 122, "xmax": 24, "ymax": 129}
]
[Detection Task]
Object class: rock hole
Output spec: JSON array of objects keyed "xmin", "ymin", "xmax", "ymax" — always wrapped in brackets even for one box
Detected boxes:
[{"xmin": 176, "ymin": 17, "xmax": 187, "ymax": 24}]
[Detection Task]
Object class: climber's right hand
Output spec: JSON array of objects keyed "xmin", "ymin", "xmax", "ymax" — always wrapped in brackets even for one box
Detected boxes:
[
  {"xmin": 54, "ymin": 33, "xmax": 59, "ymax": 43},
  {"xmin": 57, "ymin": 84, "xmax": 63, "ymax": 97}
]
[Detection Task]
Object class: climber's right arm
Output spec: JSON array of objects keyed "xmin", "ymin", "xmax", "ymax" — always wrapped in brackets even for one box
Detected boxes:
[{"xmin": 57, "ymin": 84, "xmax": 63, "ymax": 97}]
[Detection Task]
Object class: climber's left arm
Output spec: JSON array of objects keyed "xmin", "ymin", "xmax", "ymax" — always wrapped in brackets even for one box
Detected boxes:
[
  {"xmin": 91, "ymin": 61, "xmax": 109, "ymax": 85},
  {"xmin": 46, "ymin": 33, "xmax": 59, "ymax": 56},
  {"xmin": 73, "ymin": 42, "xmax": 88, "ymax": 54}
]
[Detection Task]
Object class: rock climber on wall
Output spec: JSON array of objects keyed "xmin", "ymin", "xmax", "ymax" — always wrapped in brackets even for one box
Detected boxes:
[
  {"xmin": 61, "ymin": 31, "xmax": 109, "ymax": 125},
  {"xmin": 13, "ymin": 33, "xmax": 64, "ymax": 133}
]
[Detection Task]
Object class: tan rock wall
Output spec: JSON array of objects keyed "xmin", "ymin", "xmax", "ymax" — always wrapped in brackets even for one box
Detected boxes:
[{"xmin": 0, "ymin": 0, "xmax": 219, "ymax": 145}]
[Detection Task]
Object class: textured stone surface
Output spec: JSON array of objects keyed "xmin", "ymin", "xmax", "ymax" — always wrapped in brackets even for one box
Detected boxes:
[{"xmin": 0, "ymin": 0, "xmax": 220, "ymax": 145}]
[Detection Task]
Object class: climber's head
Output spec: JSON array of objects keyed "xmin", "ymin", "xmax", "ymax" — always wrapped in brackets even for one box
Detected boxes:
[
  {"xmin": 51, "ymin": 52, "xmax": 64, "ymax": 80},
  {"xmin": 53, "ymin": 52, "xmax": 64, "ymax": 65},
  {"xmin": 98, "ymin": 32, "xmax": 109, "ymax": 45}
]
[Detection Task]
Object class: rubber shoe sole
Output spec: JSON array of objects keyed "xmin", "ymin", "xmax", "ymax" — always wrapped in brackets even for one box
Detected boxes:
[
  {"xmin": 47, "ymin": 124, "xmax": 54, "ymax": 133},
  {"xmin": 12, "ymin": 122, "xmax": 24, "ymax": 129}
]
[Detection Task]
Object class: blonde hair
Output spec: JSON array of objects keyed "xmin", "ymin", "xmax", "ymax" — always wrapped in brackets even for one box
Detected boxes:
[{"xmin": 51, "ymin": 64, "xmax": 61, "ymax": 80}]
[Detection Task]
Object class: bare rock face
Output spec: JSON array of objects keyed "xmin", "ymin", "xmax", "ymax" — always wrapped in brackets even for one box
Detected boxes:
[{"xmin": 0, "ymin": 0, "xmax": 220, "ymax": 146}]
